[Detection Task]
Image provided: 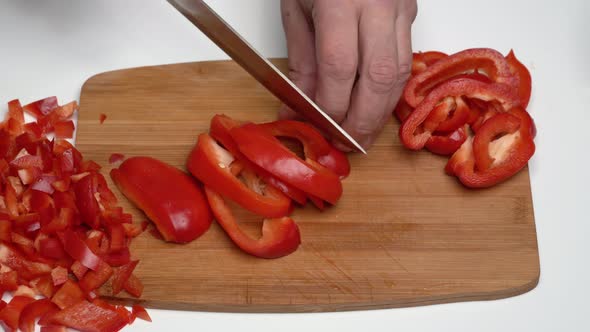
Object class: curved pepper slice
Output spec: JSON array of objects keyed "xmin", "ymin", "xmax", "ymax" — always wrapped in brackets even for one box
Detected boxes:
[
  {"xmin": 204, "ymin": 187, "xmax": 300, "ymax": 259},
  {"xmin": 210, "ymin": 114, "xmax": 308, "ymax": 205},
  {"xmin": 111, "ymin": 156, "xmax": 212, "ymax": 243},
  {"xmin": 412, "ymin": 51, "xmax": 448, "ymax": 75},
  {"xmin": 399, "ymin": 78, "xmax": 520, "ymax": 150},
  {"xmin": 472, "ymin": 112, "xmax": 521, "ymax": 171},
  {"xmin": 230, "ymin": 123, "xmax": 343, "ymax": 204},
  {"xmin": 19, "ymin": 298, "xmax": 59, "ymax": 332},
  {"xmin": 257, "ymin": 120, "xmax": 351, "ymax": 179},
  {"xmin": 404, "ymin": 48, "xmax": 518, "ymax": 108},
  {"xmin": 506, "ymin": 50, "xmax": 532, "ymax": 108},
  {"xmin": 187, "ymin": 133, "xmax": 292, "ymax": 218},
  {"xmin": 445, "ymin": 107, "xmax": 535, "ymax": 188},
  {"xmin": 425, "ymin": 125, "xmax": 468, "ymax": 156}
]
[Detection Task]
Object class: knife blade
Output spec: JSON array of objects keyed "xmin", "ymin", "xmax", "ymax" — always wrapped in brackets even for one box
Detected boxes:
[{"xmin": 166, "ymin": 0, "xmax": 366, "ymax": 154}]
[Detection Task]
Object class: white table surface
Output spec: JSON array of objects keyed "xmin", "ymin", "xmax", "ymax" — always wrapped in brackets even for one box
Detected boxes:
[{"xmin": 1, "ymin": 0, "xmax": 588, "ymax": 331}]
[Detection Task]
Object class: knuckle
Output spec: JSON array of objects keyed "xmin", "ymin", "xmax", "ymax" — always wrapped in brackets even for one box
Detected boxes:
[
  {"xmin": 288, "ymin": 67, "xmax": 315, "ymax": 84},
  {"xmin": 318, "ymin": 46, "xmax": 358, "ymax": 82},
  {"xmin": 366, "ymin": 56, "xmax": 398, "ymax": 93}
]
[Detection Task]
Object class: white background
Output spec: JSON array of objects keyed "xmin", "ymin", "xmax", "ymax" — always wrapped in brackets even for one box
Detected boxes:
[{"xmin": 1, "ymin": 0, "xmax": 589, "ymax": 331}]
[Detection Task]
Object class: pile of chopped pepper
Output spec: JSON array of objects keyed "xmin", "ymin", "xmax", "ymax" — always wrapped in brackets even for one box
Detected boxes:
[
  {"xmin": 395, "ymin": 47, "xmax": 536, "ymax": 188},
  {"xmin": 0, "ymin": 97, "xmax": 150, "ymax": 331}
]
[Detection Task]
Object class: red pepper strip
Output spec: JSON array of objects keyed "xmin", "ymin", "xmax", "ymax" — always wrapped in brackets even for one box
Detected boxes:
[
  {"xmin": 131, "ymin": 305, "xmax": 151, "ymax": 322},
  {"xmin": 446, "ymin": 107, "xmax": 535, "ymax": 188},
  {"xmin": 205, "ymin": 187, "xmax": 301, "ymax": 259},
  {"xmin": 0, "ymin": 243, "xmax": 52, "ymax": 280},
  {"xmin": 111, "ymin": 260, "xmax": 139, "ymax": 295},
  {"xmin": 411, "ymin": 51, "xmax": 448, "ymax": 75},
  {"xmin": 0, "ymin": 296, "xmax": 35, "ymax": 330},
  {"xmin": 111, "ymin": 156, "xmax": 212, "ymax": 243},
  {"xmin": 187, "ymin": 133, "xmax": 292, "ymax": 218},
  {"xmin": 404, "ymin": 48, "xmax": 518, "ymax": 108},
  {"xmin": 231, "ymin": 123, "xmax": 343, "ymax": 204},
  {"xmin": 423, "ymin": 96, "xmax": 456, "ymax": 132},
  {"xmin": 62, "ymin": 229, "xmax": 102, "ymax": 271},
  {"xmin": 400, "ymin": 78, "xmax": 520, "ymax": 150},
  {"xmin": 472, "ymin": 112, "xmax": 521, "ymax": 171},
  {"xmin": 123, "ymin": 274, "xmax": 143, "ymax": 298},
  {"xmin": 50, "ymin": 300, "xmax": 128, "ymax": 332},
  {"xmin": 79, "ymin": 260, "xmax": 113, "ymax": 293},
  {"xmin": 19, "ymin": 299, "xmax": 59, "ymax": 332},
  {"xmin": 393, "ymin": 97, "xmax": 414, "ymax": 123},
  {"xmin": 425, "ymin": 125, "xmax": 469, "ymax": 156},
  {"xmin": 51, "ymin": 279, "xmax": 85, "ymax": 309},
  {"xmin": 506, "ymin": 50, "xmax": 532, "ymax": 108},
  {"xmin": 257, "ymin": 120, "xmax": 351, "ymax": 179},
  {"xmin": 210, "ymin": 114, "xmax": 308, "ymax": 205},
  {"xmin": 74, "ymin": 173, "xmax": 101, "ymax": 229}
]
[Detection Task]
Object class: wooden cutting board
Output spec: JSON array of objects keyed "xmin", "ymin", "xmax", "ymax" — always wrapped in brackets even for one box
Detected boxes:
[{"xmin": 76, "ymin": 59, "xmax": 539, "ymax": 313}]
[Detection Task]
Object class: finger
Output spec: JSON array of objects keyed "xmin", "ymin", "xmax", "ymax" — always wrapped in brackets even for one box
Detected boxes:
[
  {"xmin": 391, "ymin": 9, "xmax": 414, "ymax": 108},
  {"xmin": 340, "ymin": 2, "xmax": 400, "ymax": 149},
  {"xmin": 279, "ymin": 0, "xmax": 317, "ymax": 120},
  {"xmin": 312, "ymin": 0, "xmax": 359, "ymax": 124}
]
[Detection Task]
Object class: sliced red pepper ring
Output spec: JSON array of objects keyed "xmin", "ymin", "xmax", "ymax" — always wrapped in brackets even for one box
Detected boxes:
[
  {"xmin": 412, "ymin": 51, "xmax": 448, "ymax": 76},
  {"xmin": 257, "ymin": 120, "xmax": 351, "ymax": 179},
  {"xmin": 404, "ymin": 48, "xmax": 518, "ymax": 108},
  {"xmin": 204, "ymin": 187, "xmax": 301, "ymax": 259},
  {"xmin": 209, "ymin": 114, "xmax": 308, "ymax": 205},
  {"xmin": 230, "ymin": 124, "xmax": 343, "ymax": 204},
  {"xmin": 472, "ymin": 112, "xmax": 521, "ymax": 171},
  {"xmin": 446, "ymin": 107, "xmax": 535, "ymax": 188},
  {"xmin": 506, "ymin": 50, "xmax": 532, "ymax": 108},
  {"xmin": 400, "ymin": 78, "xmax": 520, "ymax": 150},
  {"xmin": 187, "ymin": 133, "xmax": 292, "ymax": 218},
  {"xmin": 111, "ymin": 156, "xmax": 212, "ymax": 243}
]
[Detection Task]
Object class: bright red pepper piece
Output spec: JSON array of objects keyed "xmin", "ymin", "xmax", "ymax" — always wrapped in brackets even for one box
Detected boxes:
[
  {"xmin": 205, "ymin": 187, "xmax": 301, "ymax": 259},
  {"xmin": 0, "ymin": 243, "xmax": 52, "ymax": 280},
  {"xmin": 404, "ymin": 48, "xmax": 518, "ymax": 108},
  {"xmin": 0, "ymin": 296, "xmax": 36, "ymax": 330},
  {"xmin": 23, "ymin": 97, "xmax": 59, "ymax": 119},
  {"xmin": 506, "ymin": 50, "xmax": 532, "ymax": 108},
  {"xmin": 187, "ymin": 133, "xmax": 293, "ymax": 218},
  {"xmin": 51, "ymin": 266, "xmax": 69, "ymax": 286},
  {"xmin": 51, "ymin": 279, "xmax": 85, "ymax": 309},
  {"xmin": 411, "ymin": 51, "xmax": 448, "ymax": 75},
  {"xmin": 111, "ymin": 156, "xmax": 212, "ymax": 243},
  {"xmin": 54, "ymin": 120, "xmax": 75, "ymax": 139},
  {"xmin": 425, "ymin": 125, "xmax": 469, "ymax": 156},
  {"xmin": 123, "ymin": 274, "xmax": 143, "ymax": 298},
  {"xmin": 19, "ymin": 299, "xmax": 59, "ymax": 332},
  {"xmin": 111, "ymin": 260, "xmax": 139, "ymax": 295},
  {"xmin": 79, "ymin": 260, "xmax": 113, "ymax": 293},
  {"xmin": 50, "ymin": 300, "xmax": 128, "ymax": 332},
  {"xmin": 131, "ymin": 305, "xmax": 151, "ymax": 322},
  {"xmin": 62, "ymin": 229, "xmax": 103, "ymax": 271},
  {"xmin": 231, "ymin": 123, "xmax": 343, "ymax": 204},
  {"xmin": 400, "ymin": 78, "xmax": 520, "ymax": 150},
  {"xmin": 472, "ymin": 112, "xmax": 521, "ymax": 171}
]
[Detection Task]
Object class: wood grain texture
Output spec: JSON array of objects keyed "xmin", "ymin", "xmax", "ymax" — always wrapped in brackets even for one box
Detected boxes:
[{"xmin": 76, "ymin": 59, "xmax": 540, "ymax": 313}]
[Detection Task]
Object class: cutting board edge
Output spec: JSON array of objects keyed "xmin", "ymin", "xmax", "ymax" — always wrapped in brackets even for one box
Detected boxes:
[{"xmin": 102, "ymin": 270, "xmax": 539, "ymax": 313}]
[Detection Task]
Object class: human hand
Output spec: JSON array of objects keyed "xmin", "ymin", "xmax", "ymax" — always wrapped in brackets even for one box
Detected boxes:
[{"xmin": 279, "ymin": 0, "xmax": 418, "ymax": 151}]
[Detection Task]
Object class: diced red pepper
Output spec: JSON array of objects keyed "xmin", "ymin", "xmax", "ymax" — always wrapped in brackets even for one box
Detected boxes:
[
  {"xmin": 50, "ymin": 300, "xmax": 128, "ymax": 332},
  {"xmin": 108, "ymin": 153, "xmax": 125, "ymax": 165},
  {"xmin": 99, "ymin": 113, "xmax": 107, "ymax": 124},
  {"xmin": 101, "ymin": 247, "xmax": 131, "ymax": 267},
  {"xmin": 7, "ymin": 99, "xmax": 25, "ymax": 124},
  {"xmin": 51, "ymin": 266, "xmax": 69, "ymax": 286},
  {"xmin": 18, "ymin": 299, "xmax": 59, "ymax": 332},
  {"xmin": 23, "ymin": 97, "xmax": 59, "ymax": 119},
  {"xmin": 62, "ymin": 229, "xmax": 103, "ymax": 271},
  {"xmin": 107, "ymin": 224, "xmax": 126, "ymax": 253},
  {"xmin": 79, "ymin": 260, "xmax": 113, "ymax": 292},
  {"xmin": 71, "ymin": 260, "xmax": 89, "ymax": 280},
  {"xmin": 123, "ymin": 274, "xmax": 143, "ymax": 298},
  {"xmin": 0, "ymin": 296, "xmax": 36, "ymax": 330},
  {"xmin": 425, "ymin": 125, "xmax": 469, "ymax": 156},
  {"xmin": 111, "ymin": 260, "xmax": 139, "ymax": 295},
  {"xmin": 30, "ymin": 275, "xmax": 55, "ymax": 298},
  {"xmin": 54, "ymin": 120, "xmax": 75, "ymax": 139},
  {"xmin": 0, "ymin": 243, "xmax": 52, "ymax": 280},
  {"xmin": 205, "ymin": 187, "xmax": 301, "ymax": 259},
  {"xmin": 131, "ymin": 305, "xmax": 151, "ymax": 322},
  {"xmin": 51, "ymin": 279, "xmax": 85, "ymax": 309},
  {"xmin": 74, "ymin": 172, "xmax": 101, "ymax": 229},
  {"xmin": 0, "ymin": 270, "xmax": 18, "ymax": 292}
]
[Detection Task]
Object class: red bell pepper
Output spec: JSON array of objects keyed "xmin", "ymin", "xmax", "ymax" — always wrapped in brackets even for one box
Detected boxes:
[
  {"xmin": 0, "ymin": 243, "xmax": 52, "ymax": 280},
  {"xmin": 404, "ymin": 48, "xmax": 518, "ymax": 108},
  {"xmin": 209, "ymin": 114, "xmax": 308, "ymax": 205},
  {"xmin": 62, "ymin": 229, "xmax": 103, "ymax": 271},
  {"xmin": 51, "ymin": 266, "xmax": 69, "ymax": 286},
  {"xmin": 425, "ymin": 125, "xmax": 469, "ymax": 156},
  {"xmin": 18, "ymin": 299, "xmax": 59, "ymax": 332},
  {"xmin": 122, "ymin": 273, "xmax": 143, "ymax": 298},
  {"xmin": 0, "ymin": 270, "xmax": 18, "ymax": 292},
  {"xmin": 187, "ymin": 133, "xmax": 292, "ymax": 218},
  {"xmin": 54, "ymin": 120, "xmax": 75, "ymax": 139},
  {"xmin": 400, "ymin": 78, "xmax": 520, "ymax": 150},
  {"xmin": 51, "ymin": 279, "xmax": 85, "ymax": 309},
  {"xmin": 257, "ymin": 120, "xmax": 351, "ymax": 179},
  {"xmin": 205, "ymin": 187, "xmax": 300, "ymax": 258},
  {"xmin": 0, "ymin": 296, "xmax": 35, "ymax": 330},
  {"xmin": 411, "ymin": 51, "xmax": 448, "ymax": 75},
  {"xmin": 111, "ymin": 260, "xmax": 139, "ymax": 295},
  {"xmin": 79, "ymin": 260, "xmax": 113, "ymax": 293},
  {"xmin": 49, "ymin": 300, "xmax": 128, "ymax": 332},
  {"xmin": 230, "ymin": 123, "xmax": 343, "ymax": 204},
  {"xmin": 111, "ymin": 156, "xmax": 212, "ymax": 243},
  {"xmin": 30, "ymin": 275, "xmax": 55, "ymax": 298},
  {"xmin": 23, "ymin": 97, "xmax": 59, "ymax": 119},
  {"xmin": 131, "ymin": 305, "xmax": 151, "ymax": 322},
  {"xmin": 445, "ymin": 107, "xmax": 535, "ymax": 188},
  {"xmin": 506, "ymin": 50, "xmax": 532, "ymax": 108}
]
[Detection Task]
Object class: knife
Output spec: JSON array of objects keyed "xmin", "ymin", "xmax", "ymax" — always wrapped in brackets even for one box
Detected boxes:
[{"xmin": 166, "ymin": 0, "xmax": 366, "ymax": 154}]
